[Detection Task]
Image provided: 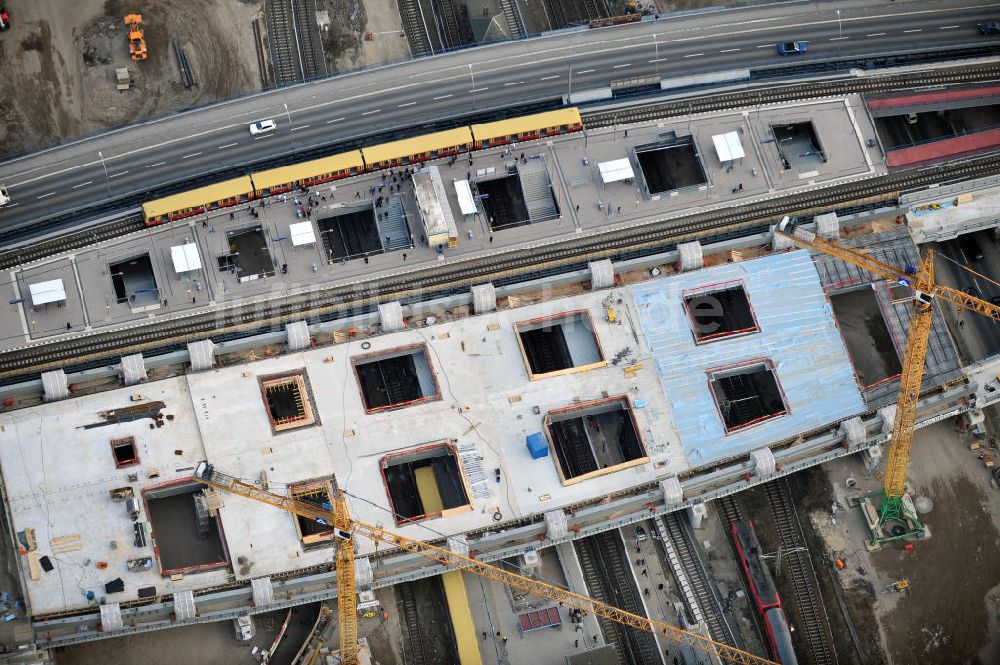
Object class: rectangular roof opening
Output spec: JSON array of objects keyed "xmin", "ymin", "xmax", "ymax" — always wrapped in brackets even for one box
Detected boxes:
[
  {"xmin": 543, "ymin": 396, "xmax": 647, "ymax": 485},
  {"xmin": 260, "ymin": 372, "xmax": 317, "ymax": 433},
  {"xmin": 111, "ymin": 436, "xmax": 139, "ymax": 468},
  {"xmin": 290, "ymin": 480, "xmax": 335, "ymax": 548},
  {"xmin": 110, "ymin": 253, "xmax": 159, "ymax": 309},
  {"xmin": 709, "ymin": 360, "xmax": 788, "ymax": 433},
  {"xmin": 353, "ymin": 344, "xmax": 440, "ymax": 413},
  {"xmin": 220, "ymin": 226, "xmax": 274, "ymax": 282},
  {"xmin": 635, "ymin": 135, "xmax": 707, "ymax": 195},
  {"xmin": 381, "ymin": 443, "xmax": 471, "ymax": 524},
  {"xmin": 684, "ymin": 283, "xmax": 759, "ymax": 343},
  {"xmin": 143, "ymin": 482, "xmax": 229, "ymax": 576},
  {"xmin": 515, "ymin": 311, "xmax": 605, "ymax": 379},
  {"xmin": 829, "ymin": 288, "xmax": 902, "ymax": 389}
]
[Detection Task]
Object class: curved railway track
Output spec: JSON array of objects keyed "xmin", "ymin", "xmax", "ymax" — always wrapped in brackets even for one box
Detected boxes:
[{"xmin": 4, "ymin": 150, "xmax": 999, "ymax": 380}]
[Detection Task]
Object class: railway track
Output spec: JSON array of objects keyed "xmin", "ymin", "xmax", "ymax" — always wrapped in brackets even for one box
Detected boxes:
[
  {"xmin": 763, "ymin": 480, "xmax": 838, "ymax": 665},
  {"xmin": 396, "ymin": 581, "xmax": 430, "ymax": 665},
  {"xmin": 579, "ymin": 0, "xmax": 608, "ymax": 22},
  {"xmin": 0, "ymin": 212, "xmax": 144, "ymax": 271},
  {"xmin": 400, "ymin": 0, "xmax": 434, "ymax": 54},
  {"xmin": 661, "ymin": 513, "xmax": 743, "ymax": 649},
  {"xmin": 715, "ymin": 495, "xmax": 742, "ymax": 527},
  {"xmin": 575, "ymin": 531, "xmax": 659, "ymax": 665},
  {"xmin": 293, "ymin": 0, "xmax": 326, "ymax": 80},
  {"xmin": 265, "ymin": 0, "xmax": 325, "ymax": 85},
  {"xmin": 4, "ymin": 151, "xmax": 1000, "ymax": 381}
]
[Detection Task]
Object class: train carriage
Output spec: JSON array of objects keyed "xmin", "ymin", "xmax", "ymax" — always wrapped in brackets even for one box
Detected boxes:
[
  {"xmin": 142, "ymin": 176, "xmax": 255, "ymax": 226},
  {"xmin": 470, "ymin": 108, "xmax": 583, "ymax": 149},
  {"xmin": 251, "ymin": 151, "xmax": 365, "ymax": 196},
  {"xmin": 361, "ymin": 127, "xmax": 473, "ymax": 171},
  {"xmin": 732, "ymin": 519, "xmax": 781, "ymax": 610},
  {"xmin": 764, "ymin": 607, "xmax": 798, "ymax": 665}
]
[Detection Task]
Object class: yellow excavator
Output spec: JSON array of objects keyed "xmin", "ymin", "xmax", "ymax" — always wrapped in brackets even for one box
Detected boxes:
[
  {"xmin": 124, "ymin": 13, "xmax": 147, "ymax": 61},
  {"xmin": 194, "ymin": 461, "xmax": 778, "ymax": 665}
]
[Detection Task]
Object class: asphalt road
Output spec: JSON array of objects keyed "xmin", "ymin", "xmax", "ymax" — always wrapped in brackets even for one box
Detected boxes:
[
  {"xmin": 935, "ymin": 231, "xmax": 1000, "ymax": 360},
  {"xmin": 0, "ymin": 0, "xmax": 997, "ymax": 234}
]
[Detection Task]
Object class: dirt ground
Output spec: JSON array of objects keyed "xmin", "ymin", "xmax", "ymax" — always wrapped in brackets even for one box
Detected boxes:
[
  {"xmin": 804, "ymin": 415, "xmax": 1000, "ymax": 665},
  {"xmin": 320, "ymin": 0, "xmax": 409, "ymax": 73}
]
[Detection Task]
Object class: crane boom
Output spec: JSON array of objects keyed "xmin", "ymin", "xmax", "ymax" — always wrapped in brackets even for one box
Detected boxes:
[
  {"xmin": 776, "ymin": 222, "xmax": 1000, "ymax": 545},
  {"xmin": 194, "ymin": 462, "xmax": 778, "ymax": 665}
]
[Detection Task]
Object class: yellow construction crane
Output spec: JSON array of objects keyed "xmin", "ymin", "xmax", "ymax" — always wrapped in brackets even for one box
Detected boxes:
[
  {"xmin": 776, "ymin": 219, "xmax": 1000, "ymax": 547},
  {"xmin": 193, "ymin": 462, "xmax": 777, "ymax": 665}
]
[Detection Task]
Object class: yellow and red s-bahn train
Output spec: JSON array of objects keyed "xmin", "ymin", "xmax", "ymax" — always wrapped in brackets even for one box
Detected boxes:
[{"xmin": 141, "ymin": 108, "xmax": 583, "ymax": 226}]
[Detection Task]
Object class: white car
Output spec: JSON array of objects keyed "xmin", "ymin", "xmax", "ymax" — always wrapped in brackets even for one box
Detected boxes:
[
  {"xmin": 0, "ymin": 184, "xmax": 10, "ymax": 207},
  {"xmin": 249, "ymin": 119, "xmax": 277, "ymax": 136}
]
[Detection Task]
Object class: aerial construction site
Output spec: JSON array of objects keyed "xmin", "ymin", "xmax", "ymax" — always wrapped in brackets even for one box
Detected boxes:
[{"xmin": 2, "ymin": 1, "xmax": 1000, "ymax": 665}]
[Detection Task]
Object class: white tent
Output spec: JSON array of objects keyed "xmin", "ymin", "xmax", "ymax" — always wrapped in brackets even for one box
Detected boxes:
[
  {"xmin": 598, "ymin": 158, "xmax": 635, "ymax": 184},
  {"xmin": 712, "ymin": 131, "xmax": 745, "ymax": 164},
  {"xmin": 454, "ymin": 180, "xmax": 477, "ymax": 216},
  {"xmin": 29, "ymin": 279, "xmax": 66, "ymax": 305},
  {"xmin": 170, "ymin": 243, "xmax": 202, "ymax": 273},
  {"xmin": 289, "ymin": 221, "xmax": 317, "ymax": 246}
]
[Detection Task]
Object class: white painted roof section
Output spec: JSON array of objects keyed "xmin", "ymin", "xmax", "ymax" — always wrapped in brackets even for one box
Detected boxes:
[
  {"xmin": 454, "ymin": 179, "xmax": 477, "ymax": 216},
  {"xmin": 170, "ymin": 243, "xmax": 202, "ymax": 273},
  {"xmin": 598, "ymin": 158, "xmax": 634, "ymax": 184},
  {"xmin": 28, "ymin": 279, "xmax": 66, "ymax": 305},
  {"xmin": 712, "ymin": 131, "xmax": 745, "ymax": 162},
  {"xmin": 413, "ymin": 166, "xmax": 458, "ymax": 244},
  {"xmin": 289, "ymin": 221, "xmax": 316, "ymax": 246}
]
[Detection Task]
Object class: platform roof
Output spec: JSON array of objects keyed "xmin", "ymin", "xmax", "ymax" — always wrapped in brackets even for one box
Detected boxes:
[
  {"xmin": 598, "ymin": 158, "xmax": 635, "ymax": 184},
  {"xmin": 712, "ymin": 131, "xmax": 745, "ymax": 162},
  {"xmin": 170, "ymin": 243, "xmax": 202, "ymax": 273},
  {"xmin": 289, "ymin": 221, "xmax": 317, "ymax": 246},
  {"xmin": 454, "ymin": 179, "xmax": 477, "ymax": 216},
  {"xmin": 28, "ymin": 279, "xmax": 66, "ymax": 305},
  {"xmin": 630, "ymin": 250, "xmax": 866, "ymax": 465}
]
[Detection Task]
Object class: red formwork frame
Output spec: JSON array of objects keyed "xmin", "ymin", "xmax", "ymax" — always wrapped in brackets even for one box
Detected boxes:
[
  {"xmin": 379, "ymin": 440, "xmax": 471, "ymax": 525},
  {"xmin": 542, "ymin": 395, "xmax": 649, "ymax": 485},
  {"xmin": 351, "ymin": 343, "xmax": 442, "ymax": 414},
  {"xmin": 141, "ymin": 477, "xmax": 232, "ymax": 578},
  {"xmin": 681, "ymin": 279, "xmax": 761, "ymax": 344},
  {"xmin": 259, "ymin": 373, "xmax": 315, "ymax": 431},
  {"xmin": 706, "ymin": 357, "xmax": 790, "ymax": 434}
]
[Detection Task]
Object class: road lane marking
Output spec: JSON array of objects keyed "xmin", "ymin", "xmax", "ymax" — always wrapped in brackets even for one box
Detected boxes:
[
  {"xmin": 539, "ymin": 75, "xmax": 560, "ymax": 80},
  {"xmin": 362, "ymin": 109, "xmax": 381, "ymax": 115},
  {"xmin": 756, "ymin": 43, "xmax": 775, "ymax": 48},
  {"xmin": 648, "ymin": 57, "xmax": 669, "ymax": 63},
  {"xmin": 433, "ymin": 94, "xmax": 453, "ymax": 100},
  {"xmin": 683, "ymin": 53, "xmax": 704, "ymax": 58},
  {"xmin": 719, "ymin": 48, "xmax": 741, "ymax": 53},
  {"xmin": 470, "ymin": 87, "xmax": 489, "ymax": 92},
  {"xmin": 504, "ymin": 81, "xmax": 524, "ymax": 86},
  {"xmin": 397, "ymin": 101, "xmax": 417, "ymax": 107},
  {"xmin": 71, "ymin": 181, "xmax": 93, "ymax": 189},
  {"xmin": 903, "ymin": 28, "xmax": 922, "ymax": 33},
  {"xmin": 146, "ymin": 161, "xmax": 167, "ymax": 167},
  {"xmin": 108, "ymin": 171, "xmax": 128, "ymax": 178},
  {"xmin": 939, "ymin": 25, "xmax": 959, "ymax": 29},
  {"xmin": 577, "ymin": 69, "xmax": 595, "ymax": 74},
  {"xmin": 866, "ymin": 32, "xmax": 887, "ymax": 36},
  {"xmin": 830, "ymin": 36, "xmax": 850, "ymax": 40},
  {"xmin": 181, "ymin": 152, "xmax": 202, "ymax": 159},
  {"xmin": 36, "ymin": 192, "xmax": 55, "ymax": 199},
  {"xmin": 326, "ymin": 117, "xmax": 345, "ymax": 124},
  {"xmin": 217, "ymin": 143, "xmax": 239, "ymax": 149},
  {"xmin": 612, "ymin": 63, "xmax": 631, "ymax": 69},
  {"xmin": 290, "ymin": 125, "xmax": 310, "ymax": 131}
]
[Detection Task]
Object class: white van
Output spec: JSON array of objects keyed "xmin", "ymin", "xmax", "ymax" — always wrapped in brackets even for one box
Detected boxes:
[
  {"xmin": 0, "ymin": 185, "xmax": 10, "ymax": 207},
  {"xmin": 249, "ymin": 119, "xmax": 277, "ymax": 136}
]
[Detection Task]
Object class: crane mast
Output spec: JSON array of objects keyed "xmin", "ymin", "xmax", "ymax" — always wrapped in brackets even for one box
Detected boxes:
[{"xmin": 194, "ymin": 462, "xmax": 778, "ymax": 665}]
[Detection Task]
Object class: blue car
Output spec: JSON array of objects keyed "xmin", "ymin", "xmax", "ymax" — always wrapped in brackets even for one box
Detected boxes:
[{"xmin": 777, "ymin": 41, "xmax": 807, "ymax": 55}]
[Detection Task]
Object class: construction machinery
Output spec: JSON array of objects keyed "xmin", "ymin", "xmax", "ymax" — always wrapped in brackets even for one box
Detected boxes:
[
  {"xmin": 193, "ymin": 461, "xmax": 778, "ymax": 665},
  {"xmin": 776, "ymin": 218, "xmax": 1000, "ymax": 548},
  {"xmin": 124, "ymin": 14, "xmax": 147, "ymax": 61}
]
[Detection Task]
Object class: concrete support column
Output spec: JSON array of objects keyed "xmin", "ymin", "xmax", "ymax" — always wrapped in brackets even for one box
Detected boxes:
[
  {"xmin": 750, "ymin": 447, "xmax": 776, "ymax": 477},
  {"xmin": 660, "ymin": 477, "xmax": 683, "ymax": 505},
  {"xmin": 251, "ymin": 577, "xmax": 274, "ymax": 607},
  {"xmin": 840, "ymin": 416, "xmax": 866, "ymax": 447},
  {"xmin": 100, "ymin": 603, "xmax": 123, "ymax": 631},
  {"xmin": 470, "ymin": 284, "xmax": 497, "ymax": 314},
  {"xmin": 544, "ymin": 510, "xmax": 568, "ymax": 541},
  {"xmin": 41, "ymin": 369, "xmax": 69, "ymax": 401},
  {"xmin": 120, "ymin": 353, "xmax": 147, "ymax": 386},
  {"xmin": 678, "ymin": 241, "xmax": 703, "ymax": 272},
  {"xmin": 285, "ymin": 320, "xmax": 310, "ymax": 351},
  {"xmin": 187, "ymin": 340, "xmax": 216, "ymax": 372},
  {"xmin": 173, "ymin": 590, "xmax": 196, "ymax": 620},
  {"xmin": 815, "ymin": 212, "xmax": 840, "ymax": 238},
  {"xmin": 378, "ymin": 301, "xmax": 404, "ymax": 332},
  {"xmin": 588, "ymin": 260, "xmax": 615, "ymax": 290},
  {"xmin": 355, "ymin": 556, "xmax": 374, "ymax": 588}
]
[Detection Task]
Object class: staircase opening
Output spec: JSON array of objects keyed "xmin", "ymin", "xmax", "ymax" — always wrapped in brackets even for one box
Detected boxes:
[
  {"xmin": 829, "ymin": 287, "xmax": 902, "ymax": 389},
  {"xmin": 259, "ymin": 371, "xmax": 318, "ymax": 433},
  {"xmin": 289, "ymin": 480, "xmax": 335, "ymax": 549},
  {"xmin": 770, "ymin": 121, "xmax": 826, "ymax": 171},
  {"xmin": 143, "ymin": 481, "xmax": 230, "ymax": 576},
  {"xmin": 544, "ymin": 396, "xmax": 647, "ymax": 485},
  {"xmin": 478, "ymin": 173, "xmax": 530, "ymax": 230},
  {"xmin": 317, "ymin": 206, "xmax": 383, "ymax": 262},
  {"xmin": 111, "ymin": 436, "xmax": 139, "ymax": 468},
  {"xmin": 635, "ymin": 136, "xmax": 706, "ymax": 195},
  {"xmin": 515, "ymin": 311, "xmax": 605, "ymax": 379},
  {"xmin": 222, "ymin": 225, "xmax": 274, "ymax": 282},
  {"xmin": 683, "ymin": 282, "xmax": 759, "ymax": 343},
  {"xmin": 381, "ymin": 443, "xmax": 471, "ymax": 524},
  {"xmin": 353, "ymin": 344, "xmax": 440, "ymax": 413},
  {"xmin": 109, "ymin": 253, "xmax": 159, "ymax": 310},
  {"xmin": 709, "ymin": 359, "xmax": 788, "ymax": 433}
]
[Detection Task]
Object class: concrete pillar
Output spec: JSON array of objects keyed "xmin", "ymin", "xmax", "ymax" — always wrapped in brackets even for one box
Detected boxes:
[
  {"xmin": 251, "ymin": 577, "xmax": 275, "ymax": 607},
  {"xmin": 378, "ymin": 301, "xmax": 404, "ymax": 332},
  {"xmin": 687, "ymin": 503, "xmax": 707, "ymax": 529},
  {"xmin": 771, "ymin": 224, "xmax": 795, "ymax": 251},
  {"xmin": 187, "ymin": 340, "xmax": 215, "ymax": 372},
  {"xmin": 521, "ymin": 548, "xmax": 541, "ymax": 574},
  {"xmin": 862, "ymin": 443, "xmax": 883, "ymax": 473},
  {"xmin": 839, "ymin": 416, "xmax": 866, "ymax": 447},
  {"xmin": 878, "ymin": 404, "xmax": 897, "ymax": 435},
  {"xmin": 750, "ymin": 447, "xmax": 776, "ymax": 477},
  {"xmin": 120, "ymin": 353, "xmax": 147, "ymax": 386},
  {"xmin": 588, "ymin": 260, "xmax": 615, "ymax": 290},
  {"xmin": 470, "ymin": 284, "xmax": 497, "ymax": 314},
  {"xmin": 678, "ymin": 241, "xmax": 703, "ymax": 272},
  {"xmin": 544, "ymin": 510, "xmax": 568, "ymax": 541},
  {"xmin": 285, "ymin": 320, "xmax": 310, "ymax": 352},
  {"xmin": 660, "ymin": 476, "xmax": 683, "ymax": 505},
  {"xmin": 447, "ymin": 536, "xmax": 469, "ymax": 559},
  {"xmin": 41, "ymin": 369, "xmax": 69, "ymax": 402},
  {"xmin": 99, "ymin": 603, "xmax": 123, "ymax": 631},
  {"xmin": 815, "ymin": 212, "xmax": 840, "ymax": 239},
  {"xmin": 173, "ymin": 590, "xmax": 196, "ymax": 620},
  {"xmin": 355, "ymin": 556, "xmax": 373, "ymax": 588}
]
